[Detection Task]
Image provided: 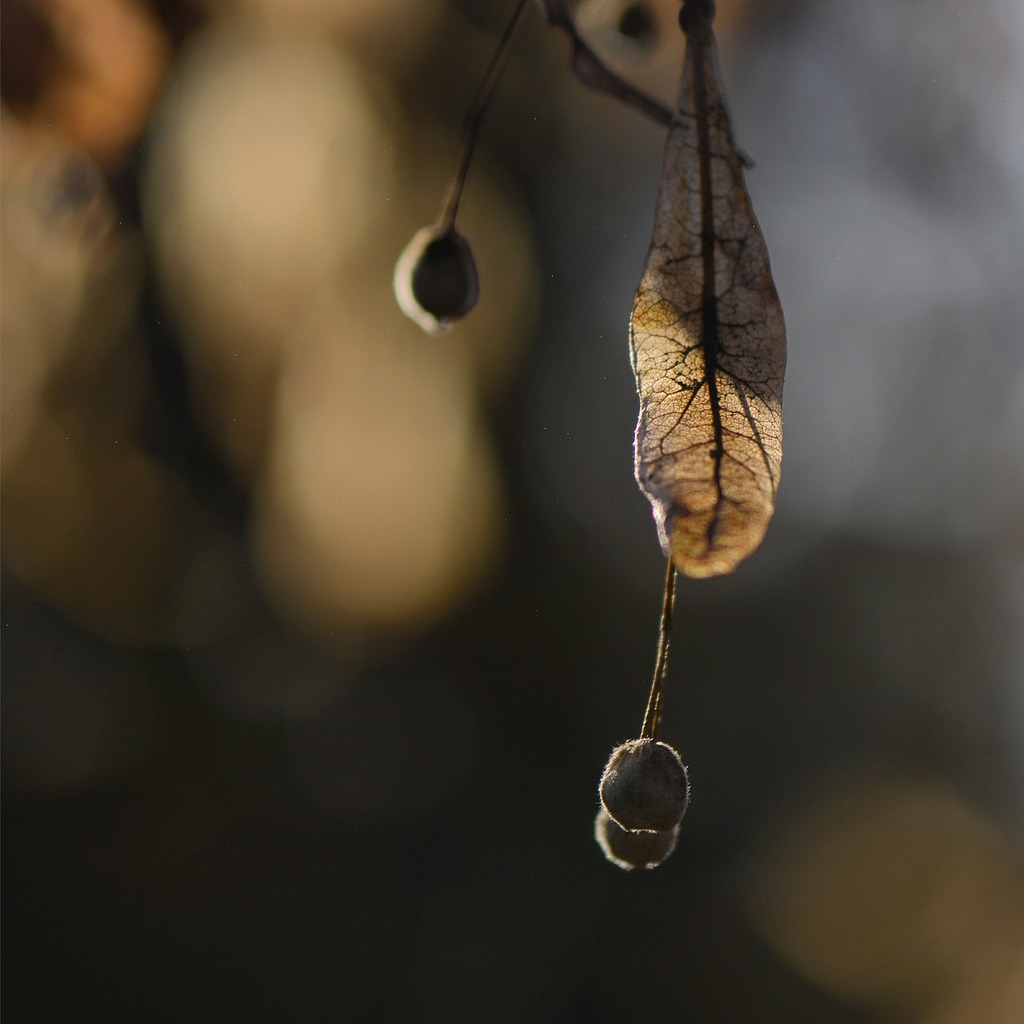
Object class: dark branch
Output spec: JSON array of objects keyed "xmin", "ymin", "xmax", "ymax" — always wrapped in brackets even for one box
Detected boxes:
[{"xmin": 538, "ymin": 0, "xmax": 674, "ymax": 127}]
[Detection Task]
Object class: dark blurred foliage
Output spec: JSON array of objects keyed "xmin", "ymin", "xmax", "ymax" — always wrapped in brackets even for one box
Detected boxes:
[{"xmin": 3, "ymin": 1, "xmax": 1023, "ymax": 1022}]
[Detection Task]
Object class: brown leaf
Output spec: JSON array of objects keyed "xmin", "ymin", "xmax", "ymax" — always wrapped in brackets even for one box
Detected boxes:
[{"xmin": 629, "ymin": 0, "xmax": 786, "ymax": 578}]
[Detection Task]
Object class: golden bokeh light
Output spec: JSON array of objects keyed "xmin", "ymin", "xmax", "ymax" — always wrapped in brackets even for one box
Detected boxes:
[
  {"xmin": 253, "ymin": 300, "xmax": 505, "ymax": 633},
  {"xmin": 743, "ymin": 775, "xmax": 1024, "ymax": 1021},
  {"xmin": 141, "ymin": 16, "xmax": 536, "ymax": 634}
]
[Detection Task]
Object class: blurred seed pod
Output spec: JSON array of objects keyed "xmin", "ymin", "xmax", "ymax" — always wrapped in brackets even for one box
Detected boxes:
[{"xmin": 594, "ymin": 807, "xmax": 679, "ymax": 870}]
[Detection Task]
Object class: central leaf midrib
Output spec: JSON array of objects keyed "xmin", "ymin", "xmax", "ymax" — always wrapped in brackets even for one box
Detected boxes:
[{"xmin": 688, "ymin": 11, "xmax": 726, "ymax": 549}]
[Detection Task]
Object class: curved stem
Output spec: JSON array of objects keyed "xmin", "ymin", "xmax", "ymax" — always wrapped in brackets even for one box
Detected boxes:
[
  {"xmin": 440, "ymin": 0, "xmax": 683, "ymax": 233},
  {"xmin": 640, "ymin": 558, "xmax": 677, "ymax": 740},
  {"xmin": 438, "ymin": 0, "xmax": 531, "ymax": 231}
]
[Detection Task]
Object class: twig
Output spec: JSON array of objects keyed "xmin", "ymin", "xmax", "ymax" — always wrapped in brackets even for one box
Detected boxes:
[{"xmin": 640, "ymin": 558, "xmax": 677, "ymax": 739}]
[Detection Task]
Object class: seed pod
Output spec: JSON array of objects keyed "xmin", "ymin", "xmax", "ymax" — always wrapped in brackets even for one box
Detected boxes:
[
  {"xmin": 617, "ymin": 3, "xmax": 658, "ymax": 49},
  {"xmin": 394, "ymin": 226, "xmax": 480, "ymax": 334},
  {"xmin": 594, "ymin": 807, "xmax": 679, "ymax": 870},
  {"xmin": 599, "ymin": 738, "xmax": 690, "ymax": 832}
]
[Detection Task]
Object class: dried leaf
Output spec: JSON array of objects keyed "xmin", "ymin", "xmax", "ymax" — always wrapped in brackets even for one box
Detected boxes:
[{"xmin": 629, "ymin": 0, "xmax": 786, "ymax": 578}]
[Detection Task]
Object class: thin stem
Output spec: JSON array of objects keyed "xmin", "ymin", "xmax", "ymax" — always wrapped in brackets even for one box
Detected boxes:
[
  {"xmin": 640, "ymin": 558, "xmax": 677, "ymax": 740},
  {"xmin": 439, "ymin": 0, "xmax": 683, "ymax": 233},
  {"xmin": 438, "ymin": 0, "xmax": 530, "ymax": 231}
]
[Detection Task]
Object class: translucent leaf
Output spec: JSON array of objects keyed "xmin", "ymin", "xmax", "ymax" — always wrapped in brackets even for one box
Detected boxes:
[{"xmin": 629, "ymin": 3, "xmax": 786, "ymax": 578}]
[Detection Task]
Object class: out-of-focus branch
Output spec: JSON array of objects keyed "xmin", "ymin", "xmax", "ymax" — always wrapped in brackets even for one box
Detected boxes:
[{"xmin": 538, "ymin": 0, "xmax": 674, "ymax": 126}]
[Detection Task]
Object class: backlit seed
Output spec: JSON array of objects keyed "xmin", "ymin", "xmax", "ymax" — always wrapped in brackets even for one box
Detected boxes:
[{"xmin": 599, "ymin": 738, "xmax": 690, "ymax": 832}]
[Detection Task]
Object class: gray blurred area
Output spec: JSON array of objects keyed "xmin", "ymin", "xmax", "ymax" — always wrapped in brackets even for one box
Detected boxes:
[{"xmin": 2, "ymin": 0, "xmax": 1022, "ymax": 1021}]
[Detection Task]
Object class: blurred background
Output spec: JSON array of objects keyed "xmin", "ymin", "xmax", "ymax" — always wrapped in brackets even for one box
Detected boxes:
[{"xmin": 2, "ymin": 0, "xmax": 1023, "ymax": 1020}]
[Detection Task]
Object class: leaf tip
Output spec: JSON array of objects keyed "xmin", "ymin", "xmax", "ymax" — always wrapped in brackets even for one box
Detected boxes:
[{"xmin": 654, "ymin": 497, "xmax": 774, "ymax": 579}]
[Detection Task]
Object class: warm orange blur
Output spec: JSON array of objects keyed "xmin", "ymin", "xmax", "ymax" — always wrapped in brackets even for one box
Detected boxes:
[
  {"xmin": 2, "ymin": 0, "xmax": 537, "ymax": 646},
  {"xmin": 3, "ymin": 2, "xmax": 1023, "ymax": 1021},
  {"xmin": 743, "ymin": 775, "xmax": 1024, "ymax": 1023}
]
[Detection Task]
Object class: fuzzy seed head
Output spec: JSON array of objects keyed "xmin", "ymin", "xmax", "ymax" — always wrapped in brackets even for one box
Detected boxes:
[
  {"xmin": 594, "ymin": 807, "xmax": 679, "ymax": 870},
  {"xmin": 394, "ymin": 226, "xmax": 479, "ymax": 333},
  {"xmin": 599, "ymin": 738, "xmax": 690, "ymax": 832}
]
